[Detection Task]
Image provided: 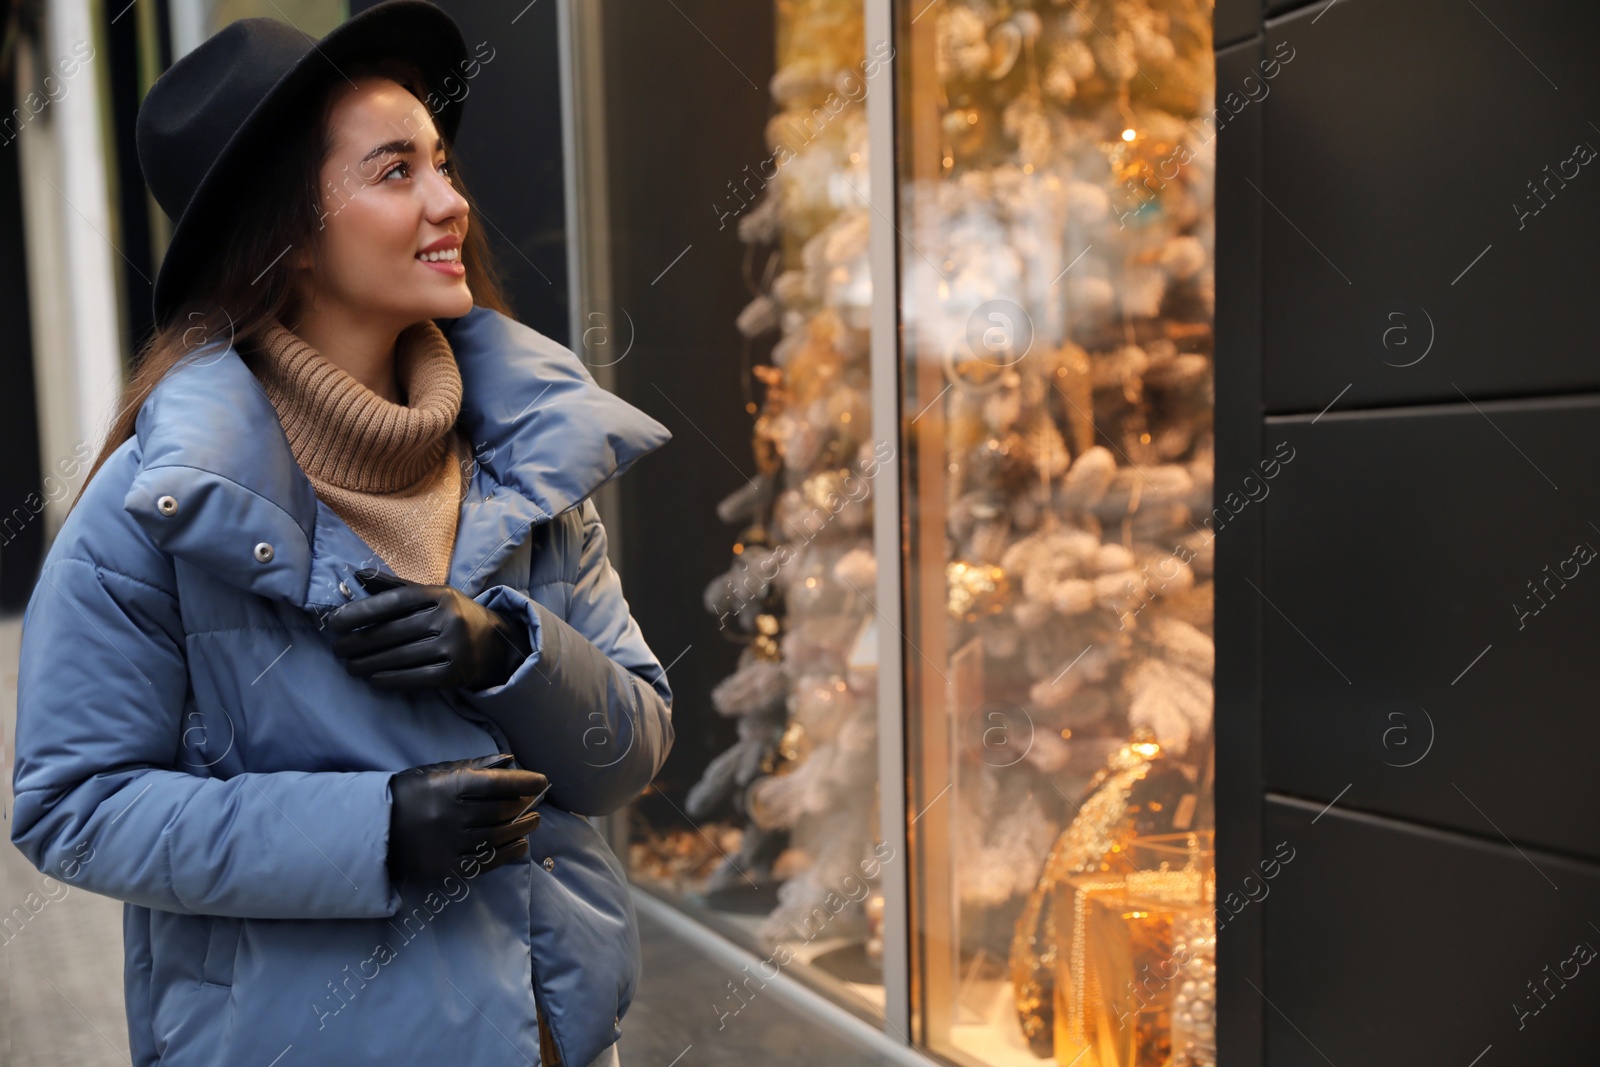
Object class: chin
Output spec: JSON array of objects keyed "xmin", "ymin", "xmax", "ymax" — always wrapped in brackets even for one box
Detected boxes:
[{"xmin": 418, "ymin": 287, "xmax": 475, "ymax": 320}]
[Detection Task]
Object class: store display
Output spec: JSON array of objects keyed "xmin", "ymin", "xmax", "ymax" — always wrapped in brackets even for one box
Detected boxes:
[
  {"xmin": 1077, "ymin": 835, "xmax": 1215, "ymax": 1067},
  {"xmin": 1167, "ymin": 913, "xmax": 1217, "ymax": 1067},
  {"xmin": 900, "ymin": 0, "xmax": 1216, "ymax": 1062},
  {"xmin": 607, "ymin": 0, "xmax": 1217, "ymax": 1058},
  {"xmin": 1009, "ymin": 735, "xmax": 1195, "ymax": 1057},
  {"xmin": 670, "ymin": 0, "xmax": 889, "ymax": 960}
]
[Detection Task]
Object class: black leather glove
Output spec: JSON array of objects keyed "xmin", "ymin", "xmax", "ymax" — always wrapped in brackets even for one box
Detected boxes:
[
  {"xmin": 325, "ymin": 569, "xmax": 534, "ymax": 692},
  {"xmin": 387, "ymin": 753, "xmax": 547, "ymax": 882}
]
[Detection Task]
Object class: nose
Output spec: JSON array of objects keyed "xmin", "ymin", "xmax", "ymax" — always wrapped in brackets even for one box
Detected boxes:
[{"xmin": 423, "ymin": 165, "xmax": 469, "ymax": 229}]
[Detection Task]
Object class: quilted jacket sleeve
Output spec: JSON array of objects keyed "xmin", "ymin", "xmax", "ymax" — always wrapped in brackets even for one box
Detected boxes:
[
  {"xmin": 9, "ymin": 509, "xmax": 400, "ymax": 921},
  {"xmin": 459, "ymin": 499, "xmax": 674, "ymax": 816}
]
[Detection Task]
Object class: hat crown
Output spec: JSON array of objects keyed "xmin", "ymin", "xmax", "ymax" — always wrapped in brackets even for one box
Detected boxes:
[{"xmin": 136, "ymin": 18, "xmax": 315, "ymax": 223}]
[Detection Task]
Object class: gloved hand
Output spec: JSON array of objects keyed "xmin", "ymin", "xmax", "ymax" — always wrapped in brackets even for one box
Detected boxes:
[
  {"xmin": 325, "ymin": 569, "xmax": 534, "ymax": 692},
  {"xmin": 387, "ymin": 753, "xmax": 547, "ymax": 882}
]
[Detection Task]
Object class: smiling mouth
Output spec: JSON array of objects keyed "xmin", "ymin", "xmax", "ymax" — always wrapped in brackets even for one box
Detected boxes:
[{"xmin": 416, "ymin": 247, "xmax": 461, "ymax": 263}]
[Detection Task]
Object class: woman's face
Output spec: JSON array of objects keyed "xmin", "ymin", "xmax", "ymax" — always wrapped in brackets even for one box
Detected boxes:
[{"xmin": 296, "ymin": 76, "xmax": 473, "ymax": 326}]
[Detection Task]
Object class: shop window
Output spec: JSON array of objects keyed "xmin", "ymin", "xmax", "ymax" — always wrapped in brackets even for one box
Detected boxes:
[
  {"xmin": 580, "ymin": 0, "xmax": 1217, "ymax": 1060},
  {"xmin": 896, "ymin": 2, "xmax": 1217, "ymax": 1064},
  {"xmin": 588, "ymin": 0, "xmax": 891, "ymax": 1023}
]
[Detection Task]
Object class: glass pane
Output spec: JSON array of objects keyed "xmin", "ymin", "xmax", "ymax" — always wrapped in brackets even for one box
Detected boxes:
[
  {"xmin": 583, "ymin": 0, "xmax": 888, "ymax": 1020},
  {"xmin": 169, "ymin": 0, "xmax": 346, "ymax": 58},
  {"xmin": 896, "ymin": 3, "xmax": 1217, "ymax": 1065}
]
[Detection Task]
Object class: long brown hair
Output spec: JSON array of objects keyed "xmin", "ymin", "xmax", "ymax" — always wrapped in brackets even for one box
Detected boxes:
[{"xmin": 69, "ymin": 56, "xmax": 513, "ymax": 515}]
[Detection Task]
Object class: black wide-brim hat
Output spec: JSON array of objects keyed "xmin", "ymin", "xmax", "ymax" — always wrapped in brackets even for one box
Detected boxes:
[{"xmin": 135, "ymin": 0, "xmax": 469, "ymax": 328}]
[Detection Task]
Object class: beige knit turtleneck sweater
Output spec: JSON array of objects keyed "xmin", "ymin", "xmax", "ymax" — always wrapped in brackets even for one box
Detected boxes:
[{"xmin": 250, "ymin": 318, "xmax": 471, "ymax": 585}]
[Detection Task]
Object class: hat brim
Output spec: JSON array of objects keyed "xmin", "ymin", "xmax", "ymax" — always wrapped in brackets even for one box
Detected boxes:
[{"xmin": 151, "ymin": 0, "xmax": 471, "ymax": 327}]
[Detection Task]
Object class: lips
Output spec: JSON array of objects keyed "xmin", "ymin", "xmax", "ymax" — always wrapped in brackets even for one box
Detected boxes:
[{"xmin": 416, "ymin": 243, "xmax": 465, "ymax": 277}]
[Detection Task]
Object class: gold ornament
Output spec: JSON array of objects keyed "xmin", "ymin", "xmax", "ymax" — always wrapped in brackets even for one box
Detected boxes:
[
  {"xmin": 1078, "ymin": 837, "xmax": 1215, "ymax": 1067},
  {"xmin": 750, "ymin": 411, "xmax": 784, "ymax": 476},
  {"xmin": 775, "ymin": 720, "xmax": 811, "ymax": 768},
  {"xmin": 801, "ymin": 468, "xmax": 852, "ymax": 512},
  {"xmin": 1050, "ymin": 344, "xmax": 1096, "ymax": 457},
  {"xmin": 947, "ymin": 559, "xmax": 1011, "ymax": 620},
  {"xmin": 1008, "ymin": 733, "xmax": 1193, "ymax": 1057},
  {"xmin": 1024, "ymin": 416, "xmax": 1072, "ymax": 482},
  {"xmin": 754, "ymin": 613, "xmax": 783, "ymax": 662}
]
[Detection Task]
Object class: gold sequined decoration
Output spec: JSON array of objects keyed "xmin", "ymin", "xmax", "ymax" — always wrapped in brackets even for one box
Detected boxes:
[
  {"xmin": 753, "ymin": 613, "xmax": 783, "ymax": 662},
  {"xmin": 775, "ymin": 720, "xmax": 810, "ymax": 768},
  {"xmin": 947, "ymin": 559, "xmax": 1011, "ymax": 620},
  {"xmin": 1008, "ymin": 733, "xmax": 1189, "ymax": 1058}
]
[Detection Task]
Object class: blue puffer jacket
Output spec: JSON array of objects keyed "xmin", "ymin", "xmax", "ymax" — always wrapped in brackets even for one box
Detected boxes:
[{"xmin": 9, "ymin": 305, "xmax": 674, "ymax": 1067}]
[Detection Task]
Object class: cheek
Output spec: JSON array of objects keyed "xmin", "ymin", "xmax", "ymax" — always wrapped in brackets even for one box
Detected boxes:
[{"xmin": 325, "ymin": 200, "xmax": 418, "ymax": 288}]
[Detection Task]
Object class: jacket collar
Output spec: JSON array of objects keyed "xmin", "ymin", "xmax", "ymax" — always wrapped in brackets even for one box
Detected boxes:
[{"xmin": 122, "ymin": 305, "xmax": 671, "ymax": 611}]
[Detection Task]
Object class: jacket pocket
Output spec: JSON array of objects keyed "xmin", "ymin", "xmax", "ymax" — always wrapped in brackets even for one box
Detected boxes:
[{"xmin": 200, "ymin": 916, "xmax": 243, "ymax": 988}]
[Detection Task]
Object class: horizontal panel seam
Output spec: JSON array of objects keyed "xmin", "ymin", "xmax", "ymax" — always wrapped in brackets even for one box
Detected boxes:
[
  {"xmin": 1265, "ymin": 388, "xmax": 1600, "ymax": 424},
  {"xmin": 1266, "ymin": 790, "xmax": 1600, "ymax": 873}
]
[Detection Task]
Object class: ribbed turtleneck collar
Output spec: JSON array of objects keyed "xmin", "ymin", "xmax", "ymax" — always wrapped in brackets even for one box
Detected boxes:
[{"xmin": 251, "ymin": 318, "xmax": 463, "ymax": 494}]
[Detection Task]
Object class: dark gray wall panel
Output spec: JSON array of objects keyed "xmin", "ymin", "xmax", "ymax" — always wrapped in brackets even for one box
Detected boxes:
[
  {"xmin": 1214, "ymin": 0, "xmax": 1260, "ymax": 48},
  {"xmin": 1263, "ymin": 799, "xmax": 1600, "ymax": 1066},
  {"xmin": 1261, "ymin": 0, "xmax": 1600, "ymax": 412},
  {"xmin": 1214, "ymin": 35, "xmax": 1268, "ymax": 1067},
  {"xmin": 1265, "ymin": 0, "xmax": 1318, "ymax": 17},
  {"xmin": 1261, "ymin": 396, "xmax": 1600, "ymax": 860}
]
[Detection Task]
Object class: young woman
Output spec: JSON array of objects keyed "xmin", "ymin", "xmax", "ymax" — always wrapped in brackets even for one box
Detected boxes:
[{"xmin": 8, "ymin": 4, "xmax": 672, "ymax": 1065}]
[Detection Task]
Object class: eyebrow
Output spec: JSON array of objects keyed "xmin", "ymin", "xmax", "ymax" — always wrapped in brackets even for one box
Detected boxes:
[{"xmin": 360, "ymin": 135, "xmax": 446, "ymax": 166}]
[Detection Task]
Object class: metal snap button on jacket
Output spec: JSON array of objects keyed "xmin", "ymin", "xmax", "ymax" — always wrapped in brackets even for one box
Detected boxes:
[
  {"xmin": 157, "ymin": 495, "xmax": 179, "ymax": 516},
  {"xmin": 338, "ymin": 581, "xmax": 353, "ymax": 598},
  {"xmin": 253, "ymin": 542, "xmax": 275, "ymax": 563},
  {"xmin": 542, "ymin": 856, "xmax": 556, "ymax": 872}
]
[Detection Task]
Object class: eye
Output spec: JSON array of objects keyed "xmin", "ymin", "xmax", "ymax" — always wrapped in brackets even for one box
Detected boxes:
[{"xmin": 379, "ymin": 158, "xmax": 453, "ymax": 181}]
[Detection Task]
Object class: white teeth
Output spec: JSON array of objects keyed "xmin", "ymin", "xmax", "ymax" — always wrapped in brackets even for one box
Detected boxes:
[{"xmin": 418, "ymin": 248, "xmax": 460, "ymax": 262}]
